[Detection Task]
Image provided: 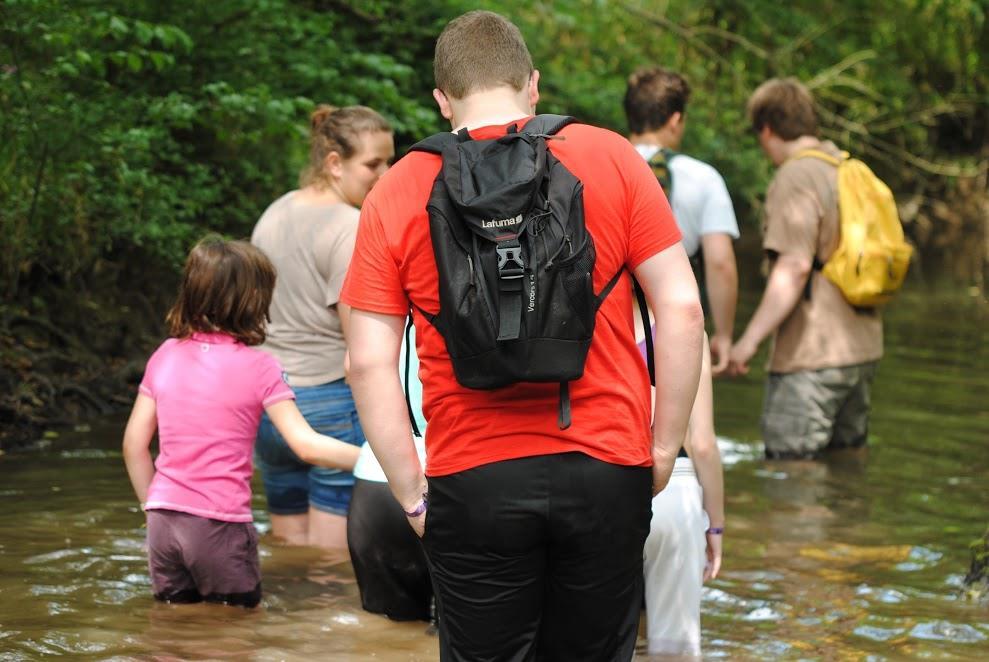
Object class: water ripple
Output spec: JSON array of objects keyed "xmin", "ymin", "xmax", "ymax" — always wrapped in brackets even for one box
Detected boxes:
[
  {"xmin": 854, "ymin": 625, "xmax": 905, "ymax": 641},
  {"xmin": 909, "ymin": 621, "xmax": 987, "ymax": 643},
  {"xmin": 742, "ymin": 606, "xmax": 783, "ymax": 621}
]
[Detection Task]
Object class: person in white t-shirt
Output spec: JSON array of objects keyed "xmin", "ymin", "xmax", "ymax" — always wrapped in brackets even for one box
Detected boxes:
[
  {"xmin": 346, "ymin": 324, "xmax": 432, "ymax": 622},
  {"xmin": 625, "ymin": 67, "xmax": 737, "ymax": 657}
]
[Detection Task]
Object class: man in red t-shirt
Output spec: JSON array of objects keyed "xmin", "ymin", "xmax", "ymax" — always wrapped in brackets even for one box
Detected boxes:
[{"xmin": 342, "ymin": 10, "xmax": 703, "ymax": 661}]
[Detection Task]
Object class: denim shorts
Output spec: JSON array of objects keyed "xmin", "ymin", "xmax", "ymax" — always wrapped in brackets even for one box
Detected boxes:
[{"xmin": 255, "ymin": 378, "xmax": 365, "ymax": 516}]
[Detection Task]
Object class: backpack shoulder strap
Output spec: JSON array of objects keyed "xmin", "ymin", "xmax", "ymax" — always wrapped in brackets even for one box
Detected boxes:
[
  {"xmin": 403, "ymin": 311, "xmax": 422, "ymax": 438},
  {"xmin": 632, "ymin": 278, "xmax": 655, "ymax": 387},
  {"xmin": 790, "ymin": 149, "xmax": 845, "ymax": 300},
  {"xmin": 647, "ymin": 147, "xmax": 678, "ymax": 196},
  {"xmin": 646, "ymin": 147, "xmax": 679, "ymax": 169},
  {"xmin": 520, "ymin": 114, "xmax": 577, "ymax": 137},
  {"xmin": 408, "ymin": 131, "xmax": 463, "ymax": 155},
  {"xmin": 791, "ymin": 149, "xmax": 846, "ymax": 167}
]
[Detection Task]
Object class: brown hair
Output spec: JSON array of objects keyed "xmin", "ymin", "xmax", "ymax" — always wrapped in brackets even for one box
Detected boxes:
[
  {"xmin": 746, "ymin": 78, "xmax": 818, "ymax": 140},
  {"xmin": 624, "ymin": 68, "xmax": 692, "ymax": 134},
  {"xmin": 301, "ymin": 105, "xmax": 392, "ymax": 189},
  {"xmin": 434, "ymin": 10, "xmax": 533, "ymax": 99},
  {"xmin": 166, "ymin": 235, "xmax": 276, "ymax": 346}
]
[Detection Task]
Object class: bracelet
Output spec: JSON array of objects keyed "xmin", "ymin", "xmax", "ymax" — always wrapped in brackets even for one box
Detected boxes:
[
  {"xmin": 404, "ymin": 493, "xmax": 428, "ymax": 518},
  {"xmin": 706, "ymin": 526, "xmax": 724, "ymax": 535}
]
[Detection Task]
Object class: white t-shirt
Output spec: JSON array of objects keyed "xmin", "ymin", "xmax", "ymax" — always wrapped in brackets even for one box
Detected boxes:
[
  {"xmin": 634, "ymin": 145, "xmax": 739, "ymax": 257},
  {"xmin": 353, "ymin": 436, "xmax": 427, "ymax": 483}
]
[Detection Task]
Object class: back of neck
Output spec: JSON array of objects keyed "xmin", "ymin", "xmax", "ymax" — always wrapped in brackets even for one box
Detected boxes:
[
  {"xmin": 449, "ymin": 90, "xmax": 532, "ymax": 132},
  {"xmin": 629, "ymin": 129, "xmax": 679, "ymax": 151}
]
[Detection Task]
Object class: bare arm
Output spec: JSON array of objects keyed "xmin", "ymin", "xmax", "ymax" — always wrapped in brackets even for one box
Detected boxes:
[
  {"xmin": 729, "ymin": 253, "xmax": 811, "ymax": 375},
  {"xmin": 265, "ymin": 399, "xmax": 360, "ymax": 470},
  {"xmin": 633, "ymin": 243, "xmax": 705, "ymax": 493},
  {"xmin": 337, "ymin": 302, "xmax": 353, "ymax": 381},
  {"xmin": 337, "ymin": 302, "xmax": 352, "ymax": 341},
  {"xmin": 682, "ymin": 333, "xmax": 724, "ymax": 580},
  {"xmin": 122, "ymin": 394, "xmax": 158, "ymax": 505},
  {"xmin": 701, "ymin": 233, "xmax": 738, "ymax": 375},
  {"xmin": 347, "ymin": 308, "xmax": 427, "ymax": 532}
]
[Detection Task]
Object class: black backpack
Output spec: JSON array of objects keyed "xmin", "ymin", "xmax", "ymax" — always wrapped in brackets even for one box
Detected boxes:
[
  {"xmin": 647, "ymin": 146, "xmax": 678, "ymax": 199},
  {"xmin": 408, "ymin": 114, "xmax": 653, "ymax": 430}
]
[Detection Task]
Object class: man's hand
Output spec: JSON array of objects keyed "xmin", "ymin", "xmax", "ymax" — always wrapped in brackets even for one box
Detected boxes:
[
  {"xmin": 727, "ymin": 336, "xmax": 758, "ymax": 377},
  {"xmin": 728, "ymin": 252, "xmax": 810, "ymax": 377},
  {"xmin": 651, "ymin": 445, "xmax": 678, "ymax": 496},
  {"xmin": 701, "ymin": 232, "xmax": 738, "ymax": 378},
  {"xmin": 709, "ymin": 333, "xmax": 732, "ymax": 376}
]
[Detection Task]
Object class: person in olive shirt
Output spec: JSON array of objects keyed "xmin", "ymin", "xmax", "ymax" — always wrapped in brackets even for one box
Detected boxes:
[{"xmin": 730, "ymin": 78, "xmax": 882, "ymax": 459}]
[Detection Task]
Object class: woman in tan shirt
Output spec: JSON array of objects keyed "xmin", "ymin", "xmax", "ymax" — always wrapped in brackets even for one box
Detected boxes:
[{"xmin": 251, "ymin": 105, "xmax": 394, "ymax": 550}]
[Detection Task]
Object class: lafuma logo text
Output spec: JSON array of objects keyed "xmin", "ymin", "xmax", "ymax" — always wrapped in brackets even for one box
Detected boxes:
[{"xmin": 481, "ymin": 214, "xmax": 522, "ymax": 229}]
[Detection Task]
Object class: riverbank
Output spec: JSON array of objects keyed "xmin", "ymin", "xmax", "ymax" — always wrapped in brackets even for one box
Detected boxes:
[
  {"xmin": 2, "ymin": 247, "xmax": 984, "ymax": 452},
  {"xmin": 0, "ymin": 283, "xmax": 168, "ymax": 451}
]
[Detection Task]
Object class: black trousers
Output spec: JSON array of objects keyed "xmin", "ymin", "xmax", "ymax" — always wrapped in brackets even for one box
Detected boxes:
[
  {"xmin": 422, "ymin": 452, "xmax": 652, "ymax": 662},
  {"xmin": 347, "ymin": 478, "xmax": 433, "ymax": 621}
]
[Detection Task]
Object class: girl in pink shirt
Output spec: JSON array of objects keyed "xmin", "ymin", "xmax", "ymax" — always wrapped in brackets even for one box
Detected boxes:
[{"xmin": 122, "ymin": 237, "xmax": 360, "ymax": 608}]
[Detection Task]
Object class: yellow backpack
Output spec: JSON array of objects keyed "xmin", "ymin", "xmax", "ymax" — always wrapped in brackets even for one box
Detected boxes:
[{"xmin": 794, "ymin": 149, "xmax": 913, "ymax": 307}]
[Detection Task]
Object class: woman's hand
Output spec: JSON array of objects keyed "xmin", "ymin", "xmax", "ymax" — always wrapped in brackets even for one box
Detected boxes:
[{"xmin": 703, "ymin": 529, "xmax": 723, "ymax": 582}]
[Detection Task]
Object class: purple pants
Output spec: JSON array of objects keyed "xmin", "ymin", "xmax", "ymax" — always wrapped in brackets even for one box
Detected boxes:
[{"xmin": 146, "ymin": 509, "xmax": 262, "ymax": 607}]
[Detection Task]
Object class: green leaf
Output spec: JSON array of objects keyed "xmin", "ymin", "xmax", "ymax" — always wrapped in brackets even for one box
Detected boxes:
[
  {"xmin": 134, "ymin": 21, "xmax": 155, "ymax": 45},
  {"xmin": 109, "ymin": 16, "xmax": 128, "ymax": 37}
]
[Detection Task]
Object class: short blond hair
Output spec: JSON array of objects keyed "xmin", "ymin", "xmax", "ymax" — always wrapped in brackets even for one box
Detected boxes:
[
  {"xmin": 746, "ymin": 78, "xmax": 818, "ymax": 140},
  {"xmin": 434, "ymin": 10, "xmax": 533, "ymax": 99}
]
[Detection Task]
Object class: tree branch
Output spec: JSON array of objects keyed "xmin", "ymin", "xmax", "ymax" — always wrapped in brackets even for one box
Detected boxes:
[
  {"xmin": 619, "ymin": 2, "xmax": 733, "ymax": 70},
  {"xmin": 690, "ymin": 25, "xmax": 769, "ymax": 60},
  {"xmin": 806, "ymin": 50, "xmax": 877, "ymax": 91}
]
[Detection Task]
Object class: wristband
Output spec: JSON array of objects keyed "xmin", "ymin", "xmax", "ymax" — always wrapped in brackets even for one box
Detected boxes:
[
  {"xmin": 404, "ymin": 493, "xmax": 428, "ymax": 518},
  {"xmin": 706, "ymin": 526, "xmax": 724, "ymax": 535}
]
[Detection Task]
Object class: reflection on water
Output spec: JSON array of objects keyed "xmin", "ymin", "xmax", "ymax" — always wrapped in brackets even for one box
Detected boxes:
[{"xmin": 1, "ymin": 291, "xmax": 988, "ymax": 659}]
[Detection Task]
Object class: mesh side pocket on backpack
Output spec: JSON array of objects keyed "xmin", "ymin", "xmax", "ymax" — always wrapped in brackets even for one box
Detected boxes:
[{"xmin": 556, "ymin": 238, "xmax": 596, "ymax": 341}]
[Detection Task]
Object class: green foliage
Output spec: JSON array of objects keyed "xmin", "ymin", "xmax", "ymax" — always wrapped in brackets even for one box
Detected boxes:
[
  {"xmin": 478, "ymin": 0, "xmax": 988, "ymax": 225},
  {"xmin": 0, "ymin": 0, "xmax": 451, "ymax": 298},
  {"xmin": 1, "ymin": 0, "xmax": 987, "ymax": 304}
]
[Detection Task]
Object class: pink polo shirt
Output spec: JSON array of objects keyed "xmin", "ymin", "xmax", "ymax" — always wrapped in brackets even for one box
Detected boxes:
[{"xmin": 139, "ymin": 332, "xmax": 295, "ymax": 522}]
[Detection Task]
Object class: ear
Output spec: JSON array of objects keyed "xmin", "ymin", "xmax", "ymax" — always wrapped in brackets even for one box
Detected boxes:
[
  {"xmin": 668, "ymin": 111, "xmax": 683, "ymax": 132},
  {"xmin": 527, "ymin": 69, "xmax": 540, "ymax": 109},
  {"xmin": 433, "ymin": 88, "xmax": 454, "ymax": 121},
  {"xmin": 323, "ymin": 151, "xmax": 344, "ymax": 180}
]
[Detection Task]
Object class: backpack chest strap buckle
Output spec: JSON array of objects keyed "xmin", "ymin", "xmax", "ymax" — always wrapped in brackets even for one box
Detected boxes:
[{"xmin": 496, "ymin": 240, "xmax": 525, "ymax": 279}]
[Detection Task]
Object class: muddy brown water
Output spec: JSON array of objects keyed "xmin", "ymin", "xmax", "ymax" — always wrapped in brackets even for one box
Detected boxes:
[{"xmin": 1, "ymin": 290, "xmax": 987, "ymax": 660}]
